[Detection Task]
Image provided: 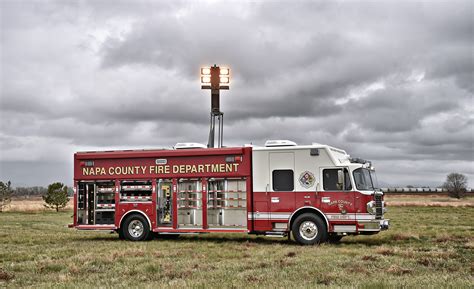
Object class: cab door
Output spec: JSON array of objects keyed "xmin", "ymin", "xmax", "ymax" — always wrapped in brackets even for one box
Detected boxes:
[
  {"xmin": 269, "ymin": 152, "xmax": 295, "ymax": 221},
  {"xmin": 318, "ymin": 168, "xmax": 356, "ymax": 224}
]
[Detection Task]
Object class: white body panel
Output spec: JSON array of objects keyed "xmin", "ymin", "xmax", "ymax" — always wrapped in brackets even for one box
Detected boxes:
[{"xmin": 252, "ymin": 144, "xmax": 353, "ymax": 192}]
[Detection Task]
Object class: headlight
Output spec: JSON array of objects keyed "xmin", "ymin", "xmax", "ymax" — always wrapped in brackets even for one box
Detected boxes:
[{"xmin": 366, "ymin": 201, "xmax": 376, "ymax": 215}]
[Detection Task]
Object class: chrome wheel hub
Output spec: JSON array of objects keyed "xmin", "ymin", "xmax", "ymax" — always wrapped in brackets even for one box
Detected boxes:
[
  {"xmin": 299, "ymin": 221, "xmax": 318, "ymax": 240},
  {"xmin": 128, "ymin": 220, "xmax": 144, "ymax": 238}
]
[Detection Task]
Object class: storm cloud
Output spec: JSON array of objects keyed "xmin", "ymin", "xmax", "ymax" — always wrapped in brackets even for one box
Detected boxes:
[{"xmin": 1, "ymin": 0, "xmax": 473, "ymax": 187}]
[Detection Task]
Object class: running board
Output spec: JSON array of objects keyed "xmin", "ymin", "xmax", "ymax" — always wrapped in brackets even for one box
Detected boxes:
[{"xmin": 264, "ymin": 232, "xmax": 287, "ymax": 238}]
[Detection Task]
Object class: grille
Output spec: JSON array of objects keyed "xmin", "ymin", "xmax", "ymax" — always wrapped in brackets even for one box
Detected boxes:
[{"xmin": 374, "ymin": 194, "xmax": 383, "ymax": 219}]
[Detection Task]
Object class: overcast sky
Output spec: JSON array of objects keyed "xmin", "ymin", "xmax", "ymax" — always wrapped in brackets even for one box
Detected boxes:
[{"xmin": 0, "ymin": 0, "xmax": 473, "ymax": 188}]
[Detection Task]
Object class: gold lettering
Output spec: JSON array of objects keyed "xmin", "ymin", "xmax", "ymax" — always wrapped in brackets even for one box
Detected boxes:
[
  {"xmin": 82, "ymin": 168, "xmax": 89, "ymax": 176},
  {"xmin": 205, "ymin": 164, "xmax": 211, "ymax": 173},
  {"xmin": 198, "ymin": 165, "xmax": 204, "ymax": 173},
  {"xmin": 179, "ymin": 165, "xmax": 185, "ymax": 174},
  {"xmin": 191, "ymin": 165, "xmax": 197, "ymax": 173},
  {"xmin": 173, "ymin": 165, "xmax": 179, "ymax": 174},
  {"xmin": 141, "ymin": 166, "xmax": 146, "ymax": 174},
  {"xmin": 233, "ymin": 163, "xmax": 239, "ymax": 172},
  {"xmin": 211, "ymin": 164, "xmax": 219, "ymax": 173},
  {"xmin": 164, "ymin": 165, "xmax": 170, "ymax": 174},
  {"xmin": 185, "ymin": 165, "xmax": 192, "ymax": 173},
  {"xmin": 225, "ymin": 163, "xmax": 232, "ymax": 172},
  {"xmin": 149, "ymin": 166, "xmax": 155, "ymax": 174}
]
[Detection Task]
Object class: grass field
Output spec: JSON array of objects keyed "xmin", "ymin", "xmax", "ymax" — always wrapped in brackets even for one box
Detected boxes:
[{"xmin": 1, "ymin": 206, "xmax": 473, "ymax": 288}]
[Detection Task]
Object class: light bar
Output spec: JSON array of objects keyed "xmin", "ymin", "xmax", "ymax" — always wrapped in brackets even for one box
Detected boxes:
[
  {"xmin": 220, "ymin": 68, "xmax": 229, "ymax": 75},
  {"xmin": 201, "ymin": 65, "xmax": 230, "ymax": 89},
  {"xmin": 201, "ymin": 67, "xmax": 211, "ymax": 75}
]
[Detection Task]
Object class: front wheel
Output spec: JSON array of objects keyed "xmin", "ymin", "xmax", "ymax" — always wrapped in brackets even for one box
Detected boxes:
[
  {"xmin": 292, "ymin": 213, "xmax": 327, "ymax": 245},
  {"xmin": 122, "ymin": 214, "xmax": 150, "ymax": 241}
]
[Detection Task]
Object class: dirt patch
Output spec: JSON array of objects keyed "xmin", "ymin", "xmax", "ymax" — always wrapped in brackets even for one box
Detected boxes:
[
  {"xmin": 392, "ymin": 233, "xmax": 419, "ymax": 241},
  {"xmin": 361, "ymin": 255, "xmax": 378, "ymax": 261},
  {"xmin": 376, "ymin": 247, "xmax": 395, "ymax": 256},
  {"xmin": 0, "ymin": 269, "xmax": 14, "ymax": 281},
  {"xmin": 386, "ymin": 265, "xmax": 413, "ymax": 275}
]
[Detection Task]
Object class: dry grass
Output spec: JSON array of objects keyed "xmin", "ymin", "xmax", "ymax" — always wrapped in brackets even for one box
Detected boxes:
[
  {"xmin": 4, "ymin": 194, "xmax": 472, "ymax": 213},
  {"xmin": 384, "ymin": 194, "xmax": 474, "ymax": 207},
  {"xmin": 4, "ymin": 197, "xmax": 73, "ymax": 212},
  {"xmin": 0, "ymin": 206, "xmax": 472, "ymax": 288}
]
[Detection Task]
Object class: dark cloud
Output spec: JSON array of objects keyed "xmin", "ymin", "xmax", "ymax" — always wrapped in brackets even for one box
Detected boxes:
[{"xmin": 1, "ymin": 0, "xmax": 473, "ymax": 187}]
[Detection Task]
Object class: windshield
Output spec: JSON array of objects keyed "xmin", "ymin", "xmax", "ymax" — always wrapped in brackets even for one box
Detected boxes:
[
  {"xmin": 353, "ymin": 168, "xmax": 376, "ymax": 190},
  {"xmin": 369, "ymin": 170, "xmax": 380, "ymax": 190}
]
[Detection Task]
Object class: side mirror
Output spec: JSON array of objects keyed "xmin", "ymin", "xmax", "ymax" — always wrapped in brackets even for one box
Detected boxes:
[{"xmin": 337, "ymin": 170, "xmax": 344, "ymax": 190}]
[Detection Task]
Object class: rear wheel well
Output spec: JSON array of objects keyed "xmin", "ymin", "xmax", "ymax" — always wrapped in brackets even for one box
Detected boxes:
[
  {"xmin": 119, "ymin": 211, "xmax": 151, "ymax": 231},
  {"xmin": 289, "ymin": 208, "xmax": 328, "ymax": 232}
]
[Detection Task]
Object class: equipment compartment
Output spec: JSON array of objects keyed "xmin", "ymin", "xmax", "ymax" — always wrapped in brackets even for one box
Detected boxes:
[
  {"xmin": 207, "ymin": 178, "xmax": 247, "ymax": 228},
  {"xmin": 177, "ymin": 179, "xmax": 202, "ymax": 228}
]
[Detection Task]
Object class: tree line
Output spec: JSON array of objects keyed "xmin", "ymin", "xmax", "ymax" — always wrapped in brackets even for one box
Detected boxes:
[
  {"xmin": 0, "ymin": 173, "xmax": 470, "ymax": 212},
  {"xmin": 11, "ymin": 186, "xmax": 73, "ymax": 197},
  {"xmin": 0, "ymin": 182, "xmax": 70, "ymax": 212}
]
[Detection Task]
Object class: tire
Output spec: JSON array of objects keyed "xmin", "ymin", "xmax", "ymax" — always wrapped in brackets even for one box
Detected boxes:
[
  {"xmin": 118, "ymin": 229, "xmax": 125, "ymax": 240},
  {"xmin": 292, "ymin": 213, "xmax": 327, "ymax": 245},
  {"xmin": 122, "ymin": 214, "xmax": 150, "ymax": 241},
  {"xmin": 327, "ymin": 234, "xmax": 343, "ymax": 243}
]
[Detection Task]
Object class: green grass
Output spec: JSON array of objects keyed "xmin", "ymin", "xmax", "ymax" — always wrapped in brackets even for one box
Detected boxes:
[{"xmin": 0, "ymin": 207, "xmax": 473, "ymax": 288}]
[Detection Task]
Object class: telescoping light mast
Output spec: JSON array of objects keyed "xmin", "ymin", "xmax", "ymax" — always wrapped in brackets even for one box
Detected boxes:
[{"xmin": 200, "ymin": 65, "xmax": 230, "ymax": 148}]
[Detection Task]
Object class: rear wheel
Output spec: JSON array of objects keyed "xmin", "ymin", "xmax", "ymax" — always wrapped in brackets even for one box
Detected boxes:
[
  {"xmin": 292, "ymin": 213, "xmax": 327, "ymax": 245},
  {"xmin": 122, "ymin": 214, "xmax": 150, "ymax": 241}
]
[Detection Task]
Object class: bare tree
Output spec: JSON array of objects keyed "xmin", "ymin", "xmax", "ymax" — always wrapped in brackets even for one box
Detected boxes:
[
  {"xmin": 443, "ymin": 173, "xmax": 468, "ymax": 199},
  {"xmin": 0, "ymin": 181, "xmax": 13, "ymax": 212}
]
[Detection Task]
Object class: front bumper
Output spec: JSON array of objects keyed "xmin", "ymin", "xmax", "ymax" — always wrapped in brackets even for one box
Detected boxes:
[{"xmin": 358, "ymin": 219, "xmax": 390, "ymax": 232}]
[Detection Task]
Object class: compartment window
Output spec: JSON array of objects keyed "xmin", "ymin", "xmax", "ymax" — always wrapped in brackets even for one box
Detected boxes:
[{"xmin": 272, "ymin": 170, "xmax": 294, "ymax": 191}]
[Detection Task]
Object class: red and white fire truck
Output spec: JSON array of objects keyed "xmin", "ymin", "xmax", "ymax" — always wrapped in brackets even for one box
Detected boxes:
[{"xmin": 71, "ymin": 140, "xmax": 389, "ymax": 245}]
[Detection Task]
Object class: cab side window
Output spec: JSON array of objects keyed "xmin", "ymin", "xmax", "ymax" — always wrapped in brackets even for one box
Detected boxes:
[
  {"xmin": 323, "ymin": 169, "xmax": 352, "ymax": 191},
  {"xmin": 272, "ymin": 170, "xmax": 294, "ymax": 191}
]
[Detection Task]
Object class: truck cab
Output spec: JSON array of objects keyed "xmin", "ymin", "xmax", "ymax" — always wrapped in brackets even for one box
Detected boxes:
[{"xmin": 251, "ymin": 140, "xmax": 389, "ymax": 244}]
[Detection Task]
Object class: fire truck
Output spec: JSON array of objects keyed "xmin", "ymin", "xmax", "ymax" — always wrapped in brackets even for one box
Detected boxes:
[{"xmin": 70, "ymin": 140, "xmax": 389, "ymax": 245}]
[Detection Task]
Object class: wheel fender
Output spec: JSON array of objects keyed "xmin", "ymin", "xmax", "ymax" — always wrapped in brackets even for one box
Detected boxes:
[
  {"xmin": 288, "ymin": 206, "xmax": 329, "ymax": 230},
  {"xmin": 119, "ymin": 210, "xmax": 152, "ymax": 230}
]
